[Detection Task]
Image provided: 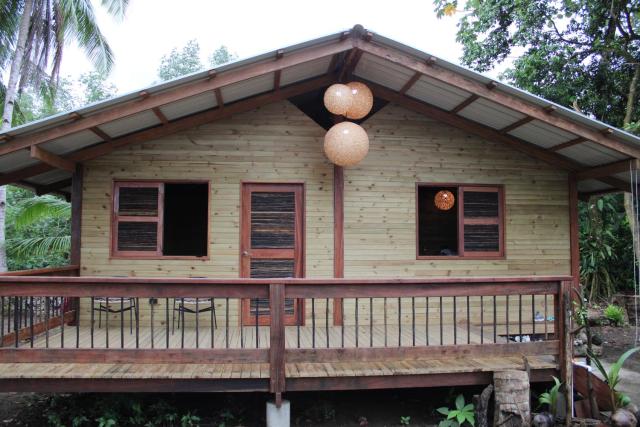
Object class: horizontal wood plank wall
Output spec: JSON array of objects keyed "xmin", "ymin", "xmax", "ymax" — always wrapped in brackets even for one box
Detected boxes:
[
  {"xmin": 344, "ymin": 103, "xmax": 570, "ymax": 278},
  {"xmin": 80, "ymin": 101, "xmax": 333, "ymax": 325}
]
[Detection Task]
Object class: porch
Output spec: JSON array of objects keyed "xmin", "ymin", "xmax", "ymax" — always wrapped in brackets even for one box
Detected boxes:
[{"xmin": 0, "ymin": 269, "xmax": 569, "ymax": 395}]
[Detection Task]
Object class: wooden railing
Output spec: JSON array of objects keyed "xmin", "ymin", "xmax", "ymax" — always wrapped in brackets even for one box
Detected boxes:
[{"xmin": 0, "ymin": 275, "xmax": 571, "ymax": 396}]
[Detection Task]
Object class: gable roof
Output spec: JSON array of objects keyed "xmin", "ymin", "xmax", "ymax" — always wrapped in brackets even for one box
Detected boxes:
[{"xmin": 1, "ymin": 24, "xmax": 638, "ymax": 198}]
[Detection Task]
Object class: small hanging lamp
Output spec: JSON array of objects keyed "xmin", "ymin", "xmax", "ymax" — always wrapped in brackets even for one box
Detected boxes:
[
  {"xmin": 434, "ymin": 190, "xmax": 455, "ymax": 211},
  {"xmin": 345, "ymin": 82, "xmax": 374, "ymax": 120},
  {"xmin": 323, "ymin": 83, "xmax": 353, "ymax": 115}
]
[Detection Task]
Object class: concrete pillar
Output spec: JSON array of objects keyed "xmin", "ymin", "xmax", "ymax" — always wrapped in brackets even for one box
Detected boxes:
[{"xmin": 266, "ymin": 400, "xmax": 290, "ymax": 427}]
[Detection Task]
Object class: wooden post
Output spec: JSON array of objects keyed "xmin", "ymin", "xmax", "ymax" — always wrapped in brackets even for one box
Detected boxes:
[
  {"xmin": 333, "ymin": 165, "xmax": 344, "ymax": 326},
  {"xmin": 269, "ymin": 283, "xmax": 286, "ymax": 406},
  {"xmin": 568, "ymin": 174, "xmax": 580, "ymax": 293},
  {"xmin": 559, "ymin": 280, "xmax": 573, "ymax": 426},
  {"xmin": 69, "ymin": 164, "xmax": 83, "ymax": 326},
  {"xmin": 493, "ymin": 370, "xmax": 531, "ymax": 427}
]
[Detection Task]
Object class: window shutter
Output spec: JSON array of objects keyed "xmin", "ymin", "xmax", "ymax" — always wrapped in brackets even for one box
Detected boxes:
[
  {"xmin": 112, "ymin": 183, "xmax": 163, "ymax": 256},
  {"xmin": 460, "ymin": 186, "xmax": 503, "ymax": 257}
]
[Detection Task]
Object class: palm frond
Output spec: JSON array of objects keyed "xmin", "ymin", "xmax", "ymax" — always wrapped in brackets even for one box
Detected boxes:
[
  {"xmin": 7, "ymin": 235, "xmax": 71, "ymax": 257},
  {"xmin": 13, "ymin": 195, "xmax": 70, "ymax": 230},
  {"xmin": 100, "ymin": 0, "xmax": 128, "ymax": 21}
]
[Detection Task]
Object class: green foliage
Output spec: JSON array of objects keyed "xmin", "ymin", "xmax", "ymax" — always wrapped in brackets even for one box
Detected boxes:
[
  {"xmin": 604, "ymin": 304, "xmax": 625, "ymax": 326},
  {"xmin": 5, "ymin": 187, "xmax": 70, "ymax": 270},
  {"xmin": 437, "ymin": 394, "xmax": 475, "ymax": 427},
  {"xmin": 589, "ymin": 346, "xmax": 640, "ymax": 410},
  {"xmin": 158, "ymin": 40, "xmax": 204, "ymax": 81},
  {"xmin": 538, "ymin": 376, "xmax": 562, "ymax": 416},
  {"xmin": 579, "ymin": 193, "xmax": 633, "ymax": 300},
  {"xmin": 209, "ymin": 45, "xmax": 237, "ymax": 67},
  {"xmin": 400, "ymin": 415, "xmax": 411, "ymax": 425},
  {"xmin": 79, "ymin": 71, "xmax": 117, "ymax": 104}
]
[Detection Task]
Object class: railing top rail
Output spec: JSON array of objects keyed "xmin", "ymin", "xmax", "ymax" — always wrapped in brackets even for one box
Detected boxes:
[
  {"xmin": 0, "ymin": 265, "xmax": 80, "ymax": 277},
  {"xmin": 0, "ymin": 275, "xmax": 572, "ymax": 285}
]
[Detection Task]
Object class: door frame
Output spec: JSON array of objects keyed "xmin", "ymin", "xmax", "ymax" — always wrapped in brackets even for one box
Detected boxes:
[{"xmin": 239, "ymin": 182, "xmax": 305, "ymax": 326}]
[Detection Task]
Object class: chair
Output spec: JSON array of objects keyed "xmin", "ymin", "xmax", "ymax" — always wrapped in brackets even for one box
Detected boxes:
[
  {"xmin": 172, "ymin": 298, "xmax": 217, "ymax": 334},
  {"xmin": 92, "ymin": 297, "xmax": 137, "ymax": 332}
]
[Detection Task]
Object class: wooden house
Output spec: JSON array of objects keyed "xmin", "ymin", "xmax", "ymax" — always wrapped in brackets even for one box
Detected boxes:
[{"xmin": 0, "ymin": 25, "xmax": 637, "ymax": 408}]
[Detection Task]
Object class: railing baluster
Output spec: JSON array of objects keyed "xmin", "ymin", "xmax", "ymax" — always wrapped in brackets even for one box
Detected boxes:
[
  {"xmin": 212, "ymin": 297, "xmax": 216, "ymax": 349},
  {"xmin": 165, "ymin": 298, "xmax": 170, "ymax": 349},
  {"xmin": 439, "ymin": 296, "xmax": 443, "ymax": 346},
  {"xmin": 480, "ymin": 295, "xmax": 484, "ymax": 344},
  {"xmin": 453, "ymin": 296, "xmax": 457, "ymax": 345},
  {"xmin": 518, "ymin": 294, "xmax": 523, "ymax": 339},
  {"xmin": 240, "ymin": 299, "xmax": 244, "ymax": 349},
  {"xmin": 105, "ymin": 297, "xmax": 109, "ymax": 348},
  {"xmin": 466, "ymin": 296, "xmax": 470, "ymax": 345},
  {"xmin": 411, "ymin": 297, "xmax": 416, "ymax": 347},
  {"xmin": 13, "ymin": 297, "xmax": 18, "ymax": 348},
  {"xmin": 150, "ymin": 299, "xmax": 155, "ymax": 349},
  {"xmin": 6, "ymin": 296, "xmax": 10, "ymax": 334},
  {"xmin": 60, "ymin": 299, "xmax": 64, "ymax": 349},
  {"xmin": 45, "ymin": 297, "xmax": 50, "ymax": 348},
  {"xmin": 544, "ymin": 294, "xmax": 549, "ymax": 340},
  {"xmin": 369, "ymin": 297, "xmax": 373, "ymax": 348},
  {"xmin": 120, "ymin": 297, "xmax": 125, "ymax": 349},
  {"xmin": 225, "ymin": 298, "xmax": 229, "ymax": 349},
  {"xmin": 531, "ymin": 294, "xmax": 536, "ymax": 337},
  {"xmin": 1, "ymin": 296, "xmax": 4, "ymax": 348},
  {"xmin": 196, "ymin": 298, "xmax": 200, "ymax": 349},
  {"xmin": 75, "ymin": 298, "xmax": 80, "ymax": 349},
  {"xmin": 425, "ymin": 296, "xmax": 429, "ymax": 346},
  {"xmin": 29, "ymin": 297, "xmax": 34, "ymax": 348},
  {"xmin": 383, "ymin": 297, "xmax": 388, "ymax": 347},
  {"xmin": 312, "ymin": 298, "xmax": 316, "ymax": 349},
  {"xmin": 326, "ymin": 298, "xmax": 330, "ymax": 348},
  {"xmin": 397, "ymin": 297, "xmax": 401, "ymax": 347},
  {"xmin": 254, "ymin": 297, "xmax": 259, "ymax": 349},
  {"xmin": 341, "ymin": 298, "xmax": 345, "ymax": 348},
  {"xmin": 180, "ymin": 298, "xmax": 185, "ymax": 349},
  {"xmin": 354, "ymin": 298, "xmax": 358, "ymax": 348},
  {"xmin": 505, "ymin": 295, "xmax": 510, "ymax": 343},
  {"xmin": 135, "ymin": 298, "xmax": 139, "ymax": 348},
  {"xmin": 493, "ymin": 296, "xmax": 497, "ymax": 343}
]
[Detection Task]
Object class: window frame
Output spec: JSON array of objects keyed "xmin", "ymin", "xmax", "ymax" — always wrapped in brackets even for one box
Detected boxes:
[
  {"xmin": 415, "ymin": 183, "xmax": 505, "ymax": 260},
  {"xmin": 110, "ymin": 180, "xmax": 211, "ymax": 260}
]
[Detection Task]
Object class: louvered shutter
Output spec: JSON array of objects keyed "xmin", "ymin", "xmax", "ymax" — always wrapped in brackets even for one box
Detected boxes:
[
  {"xmin": 459, "ymin": 186, "xmax": 504, "ymax": 257},
  {"xmin": 112, "ymin": 182, "xmax": 163, "ymax": 256}
]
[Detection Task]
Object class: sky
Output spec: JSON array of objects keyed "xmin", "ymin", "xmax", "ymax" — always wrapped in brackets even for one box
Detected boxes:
[{"xmin": 60, "ymin": 0, "xmax": 494, "ymax": 95}]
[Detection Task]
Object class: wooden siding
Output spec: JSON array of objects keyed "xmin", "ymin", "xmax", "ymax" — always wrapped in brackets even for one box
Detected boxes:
[
  {"xmin": 344, "ymin": 104, "xmax": 570, "ymax": 278},
  {"xmin": 79, "ymin": 100, "xmax": 569, "ymax": 326}
]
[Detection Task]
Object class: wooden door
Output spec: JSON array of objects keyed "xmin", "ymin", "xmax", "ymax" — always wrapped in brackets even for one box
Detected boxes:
[{"xmin": 241, "ymin": 183, "xmax": 304, "ymax": 326}]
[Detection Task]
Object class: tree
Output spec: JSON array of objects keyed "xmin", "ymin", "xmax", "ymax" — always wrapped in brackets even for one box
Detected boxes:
[
  {"xmin": 78, "ymin": 71, "xmax": 117, "ymax": 104},
  {"xmin": 435, "ymin": 0, "xmax": 640, "ymax": 298},
  {"xmin": 0, "ymin": 0, "xmax": 129, "ymax": 271},
  {"xmin": 157, "ymin": 39, "xmax": 203, "ymax": 81},
  {"xmin": 209, "ymin": 45, "xmax": 237, "ymax": 67}
]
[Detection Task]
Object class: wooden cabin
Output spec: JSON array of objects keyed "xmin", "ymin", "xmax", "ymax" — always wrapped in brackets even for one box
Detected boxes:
[{"xmin": 0, "ymin": 25, "xmax": 637, "ymax": 406}]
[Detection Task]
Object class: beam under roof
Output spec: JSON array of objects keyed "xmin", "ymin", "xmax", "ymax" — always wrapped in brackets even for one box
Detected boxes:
[
  {"xmin": 356, "ymin": 40, "xmax": 640, "ymax": 160},
  {"xmin": 0, "ymin": 38, "xmax": 353, "ymax": 157},
  {"xmin": 575, "ymin": 159, "xmax": 640, "ymax": 181},
  {"xmin": 0, "ymin": 74, "xmax": 335, "ymax": 186},
  {"xmin": 30, "ymin": 146, "xmax": 76, "ymax": 172}
]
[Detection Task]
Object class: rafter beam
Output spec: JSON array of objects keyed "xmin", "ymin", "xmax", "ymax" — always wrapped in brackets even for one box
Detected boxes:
[
  {"xmin": 356, "ymin": 40, "xmax": 640, "ymax": 159},
  {"xmin": 214, "ymin": 88, "xmax": 224, "ymax": 108},
  {"xmin": 89, "ymin": 127, "xmax": 112, "ymax": 141},
  {"xmin": 0, "ymin": 74, "xmax": 335, "ymax": 186},
  {"xmin": 575, "ymin": 159, "xmax": 640, "ymax": 181},
  {"xmin": 363, "ymin": 79, "xmax": 630, "ymax": 191},
  {"xmin": 399, "ymin": 72, "xmax": 421, "ymax": 95},
  {"xmin": 450, "ymin": 95, "xmax": 479, "ymax": 114},
  {"xmin": 30, "ymin": 146, "xmax": 76, "ymax": 172},
  {"xmin": 0, "ymin": 38, "xmax": 353, "ymax": 157},
  {"xmin": 499, "ymin": 116, "xmax": 535, "ymax": 134},
  {"xmin": 338, "ymin": 48, "xmax": 363, "ymax": 82},
  {"xmin": 152, "ymin": 107, "xmax": 169, "ymax": 124},
  {"xmin": 549, "ymin": 137, "xmax": 587, "ymax": 152}
]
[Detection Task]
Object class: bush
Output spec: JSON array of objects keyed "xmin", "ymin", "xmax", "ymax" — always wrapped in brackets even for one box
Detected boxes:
[{"xmin": 604, "ymin": 304, "xmax": 625, "ymax": 326}]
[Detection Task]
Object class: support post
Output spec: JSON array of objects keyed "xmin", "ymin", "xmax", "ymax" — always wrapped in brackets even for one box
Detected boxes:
[
  {"xmin": 333, "ymin": 165, "xmax": 344, "ymax": 325},
  {"xmin": 559, "ymin": 280, "xmax": 574, "ymax": 426},
  {"xmin": 269, "ymin": 283, "xmax": 285, "ymax": 404},
  {"xmin": 568, "ymin": 174, "xmax": 579, "ymax": 292},
  {"xmin": 69, "ymin": 164, "xmax": 83, "ymax": 326}
]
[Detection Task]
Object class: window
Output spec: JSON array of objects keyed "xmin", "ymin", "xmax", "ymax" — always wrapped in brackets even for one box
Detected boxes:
[
  {"xmin": 112, "ymin": 181, "xmax": 209, "ymax": 258},
  {"xmin": 417, "ymin": 184, "xmax": 504, "ymax": 259}
]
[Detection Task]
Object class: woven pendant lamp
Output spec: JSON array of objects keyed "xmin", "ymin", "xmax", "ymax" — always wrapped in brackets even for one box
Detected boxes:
[
  {"xmin": 324, "ymin": 122, "xmax": 369, "ymax": 167},
  {"xmin": 434, "ymin": 190, "xmax": 455, "ymax": 210},
  {"xmin": 345, "ymin": 82, "xmax": 374, "ymax": 120}
]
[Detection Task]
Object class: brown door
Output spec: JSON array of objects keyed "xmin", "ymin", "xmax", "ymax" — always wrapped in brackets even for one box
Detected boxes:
[{"xmin": 241, "ymin": 183, "xmax": 304, "ymax": 326}]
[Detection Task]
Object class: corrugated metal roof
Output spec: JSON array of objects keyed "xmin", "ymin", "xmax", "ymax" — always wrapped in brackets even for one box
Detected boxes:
[{"xmin": 0, "ymin": 25, "xmax": 637, "ymax": 196}]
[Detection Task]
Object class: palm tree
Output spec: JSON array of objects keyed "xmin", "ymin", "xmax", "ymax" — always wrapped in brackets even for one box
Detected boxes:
[
  {"xmin": 7, "ymin": 195, "xmax": 71, "ymax": 260},
  {"xmin": 0, "ymin": 0, "xmax": 129, "ymax": 271}
]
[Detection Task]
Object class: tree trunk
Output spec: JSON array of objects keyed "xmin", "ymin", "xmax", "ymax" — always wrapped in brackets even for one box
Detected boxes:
[
  {"xmin": 0, "ymin": 0, "xmax": 34, "ymax": 272},
  {"xmin": 493, "ymin": 370, "xmax": 531, "ymax": 427},
  {"xmin": 624, "ymin": 64, "xmax": 640, "ymax": 127}
]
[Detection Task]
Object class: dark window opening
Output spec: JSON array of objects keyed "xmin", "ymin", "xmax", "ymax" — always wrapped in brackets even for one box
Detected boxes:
[
  {"xmin": 163, "ymin": 183, "xmax": 208, "ymax": 257},
  {"xmin": 418, "ymin": 186, "xmax": 458, "ymax": 256}
]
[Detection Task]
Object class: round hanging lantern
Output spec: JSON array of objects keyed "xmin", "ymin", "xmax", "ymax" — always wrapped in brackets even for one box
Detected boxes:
[
  {"xmin": 345, "ymin": 82, "xmax": 374, "ymax": 120},
  {"xmin": 324, "ymin": 122, "xmax": 369, "ymax": 167},
  {"xmin": 323, "ymin": 83, "xmax": 353, "ymax": 115},
  {"xmin": 434, "ymin": 190, "xmax": 455, "ymax": 211}
]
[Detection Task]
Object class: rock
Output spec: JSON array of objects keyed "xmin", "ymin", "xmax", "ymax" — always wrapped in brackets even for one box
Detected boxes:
[
  {"xmin": 577, "ymin": 331, "xmax": 588, "ymax": 343},
  {"xmin": 533, "ymin": 412, "xmax": 555, "ymax": 427},
  {"xmin": 573, "ymin": 342, "xmax": 602, "ymax": 357},
  {"xmin": 611, "ymin": 409, "xmax": 637, "ymax": 427},
  {"xmin": 591, "ymin": 334, "xmax": 603, "ymax": 346},
  {"xmin": 624, "ymin": 403, "xmax": 640, "ymax": 423}
]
